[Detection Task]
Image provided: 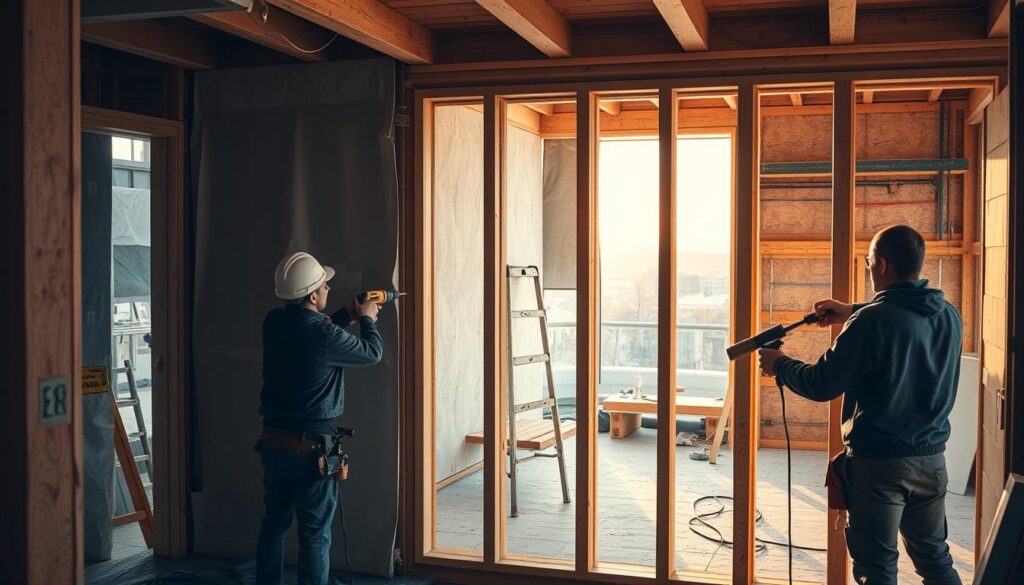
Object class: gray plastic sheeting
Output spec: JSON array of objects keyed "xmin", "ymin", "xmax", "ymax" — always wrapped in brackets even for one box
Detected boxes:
[
  {"xmin": 83, "ymin": 131, "xmax": 116, "ymax": 561},
  {"xmin": 190, "ymin": 58, "xmax": 399, "ymax": 577}
]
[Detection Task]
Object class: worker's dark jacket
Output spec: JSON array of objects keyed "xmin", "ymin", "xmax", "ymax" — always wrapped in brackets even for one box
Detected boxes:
[
  {"xmin": 775, "ymin": 280, "xmax": 962, "ymax": 458},
  {"xmin": 260, "ymin": 305, "xmax": 383, "ymax": 433}
]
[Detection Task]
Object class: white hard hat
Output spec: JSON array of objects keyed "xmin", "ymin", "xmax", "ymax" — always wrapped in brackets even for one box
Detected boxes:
[{"xmin": 274, "ymin": 252, "xmax": 335, "ymax": 300}]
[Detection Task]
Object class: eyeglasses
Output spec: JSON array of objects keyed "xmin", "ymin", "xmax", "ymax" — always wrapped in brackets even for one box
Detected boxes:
[{"xmin": 864, "ymin": 255, "xmax": 873, "ymax": 269}]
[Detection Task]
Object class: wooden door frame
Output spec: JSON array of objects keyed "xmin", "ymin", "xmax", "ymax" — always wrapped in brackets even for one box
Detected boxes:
[
  {"xmin": 81, "ymin": 106, "xmax": 188, "ymax": 557},
  {"xmin": 406, "ymin": 68, "xmax": 1003, "ymax": 585}
]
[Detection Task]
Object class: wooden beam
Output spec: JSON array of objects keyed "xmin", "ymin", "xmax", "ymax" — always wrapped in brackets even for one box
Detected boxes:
[
  {"xmin": 732, "ymin": 83, "xmax": 758, "ymax": 585},
  {"xmin": 598, "ymin": 100, "xmax": 621, "ymax": 116},
  {"xmin": 789, "ymin": 93, "xmax": 803, "ymax": 107},
  {"xmin": 653, "ymin": 0, "xmax": 710, "ymax": 52},
  {"xmin": 475, "ymin": 0, "xmax": 572, "ymax": 58},
  {"xmin": 575, "ymin": 90, "xmax": 599, "ymax": 573},
  {"xmin": 81, "ymin": 20, "xmax": 219, "ymax": 69},
  {"xmin": 1, "ymin": 0, "xmax": 82, "ymax": 583},
  {"xmin": 655, "ymin": 86, "xmax": 677, "ymax": 582},
  {"xmin": 988, "ymin": 0, "xmax": 1010, "ymax": 37},
  {"xmin": 862, "ymin": 89, "xmax": 874, "ymax": 103},
  {"xmin": 928, "ymin": 88, "xmax": 943, "ymax": 102},
  {"xmin": 829, "ymin": 0, "xmax": 857, "ymax": 44},
  {"xmin": 723, "ymin": 95, "xmax": 738, "ymax": 109},
  {"xmin": 829, "ymin": 78, "xmax": 856, "ymax": 583},
  {"xmin": 269, "ymin": 0, "xmax": 436, "ymax": 64},
  {"xmin": 189, "ymin": 7, "xmax": 333, "ymax": 62},
  {"xmin": 761, "ymin": 239, "xmax": 964, "ymax": 258},
  {"xmin": 962, "ymin": 119, "xmax": 978, "ymax": 353},
  {"xmin": 968, "ymin": 85, "xmax": 995, "ymax": 125},
  {"xmin": 522, "ymin": 102, "xmax": 555, "ymax": 116}
]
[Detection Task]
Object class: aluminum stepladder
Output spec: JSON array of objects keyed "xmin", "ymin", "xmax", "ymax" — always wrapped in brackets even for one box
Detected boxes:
[
  {"xmin": 110, "ymin": 359, "xmax": 154, "ymax": 547},
  {"xmin": 506, "ymin": 265, "xmax": 572, "ymax": 517}
]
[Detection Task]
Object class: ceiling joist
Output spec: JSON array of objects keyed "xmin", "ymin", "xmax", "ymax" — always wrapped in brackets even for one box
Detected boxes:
[
  {"xmin": 190, "ymin": 5, "xmax": 334, "ymax": 62},
  {"xmin": 599, "ymin": 101, "xmax": 622, "ymax": 115},
  {"xmin": 789, "ymin": 94, "xmax": 803, "ymax": 107},
  {"xmin": 928, "ymin": 88, "xmax": 943, "ymax": 102},
  {"xmin": 653, "ymin": 0, "xmax": 710, "ymax": 52},
  {"xmin": 268, "ymin": 0, "xmax": 436, "ymax": 64},
  {"xmin": 82, "ymin": 20, "xmax": 220, "ymax": 69},
  {"xmin": 988, "ymin": 0, "xmax": 1009, "ymax": 37},
  {"xmin": 829, "ymin": 0, "xmax": 856, "ymax": 45},
  {"xmin": 475, "ymin": 0, "xmax": 572, "ymax": 58}
]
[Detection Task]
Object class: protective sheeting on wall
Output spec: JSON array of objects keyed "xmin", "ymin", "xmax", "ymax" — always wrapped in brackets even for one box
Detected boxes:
[
  {"xmin": 542, "ymin": 139, "xmax": 577, "ymax": 289},
  {"xmin": 190, "ymin": 58, "xmax": 399, "ymax": 577},
  {"xmin": 112, "ymin": 186, "xmax": 152, "ymax": 300},
  {"xmin": 82, "ymin": 131, "xmax": 116, "ymax": 561}
]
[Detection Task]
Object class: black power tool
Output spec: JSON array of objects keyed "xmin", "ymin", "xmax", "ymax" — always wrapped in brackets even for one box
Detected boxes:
[{"xmin": 725, "ymin": 311, "xmax": 821, "ymax": 360}]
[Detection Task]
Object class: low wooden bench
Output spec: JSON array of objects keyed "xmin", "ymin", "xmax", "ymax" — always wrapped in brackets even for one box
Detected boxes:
[
  {"xmin": 466, "ymin": 419, "xmax": 578, "ymax": 450},
  {"xmin": 601, "ymin": 394, "xmax": 726, "ymax": 442}
]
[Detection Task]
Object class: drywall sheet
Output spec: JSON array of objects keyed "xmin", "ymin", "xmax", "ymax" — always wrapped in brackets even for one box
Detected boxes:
[
  {"xmin": 542, "ymin": 139, "xmax": 577, "ymax": 289},
  {"xmin": 190, "ymin": 58, "xmax": 399, "ymax": 576},
  {"xmin": 82, "ymin": 131, "xmax": 116, "ymax": 561},
  {"xmin": 947, "ymin": 355, "xmax": 979, "ymax": 495},
  {"xmin": 431, "ymin": 106, "xmax": 545, "ymax": 481}
]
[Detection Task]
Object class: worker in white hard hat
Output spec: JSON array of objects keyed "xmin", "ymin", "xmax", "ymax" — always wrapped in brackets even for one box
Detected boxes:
[{"xmin": 255, "ymin": 251, "xmax": 381, "ymax": 585}]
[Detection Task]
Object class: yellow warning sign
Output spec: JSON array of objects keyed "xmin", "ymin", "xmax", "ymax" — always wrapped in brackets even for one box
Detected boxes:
[{"xmin": 82, "ymin": 366, "xmax": 110, "ymax": 395}]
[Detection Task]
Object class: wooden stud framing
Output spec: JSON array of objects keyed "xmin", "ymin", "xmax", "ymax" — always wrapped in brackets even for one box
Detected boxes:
[
  {"xmin": 732, "ymin": 83, "xmax": 759, "ymax": 585},
  {"xmin": 575, "ymin": 89, "xmax": 599, "ymax": 574},
  {"xmin": 483, "ymin": 93, "xmax": 505, "ymax": 566},
  {"xmin": 963, "ymin": 119, "xmax": 979, "ymax": 353},
  {"xmin": 81, "ymin": 106, "xmax": 189, "ymax": 557},
  {"xmin": 475, "ymin": 0, "xmax": 572, "ymax": 58},
  {"xmin": 655, "ymin": 87, "xmax": 678, "ymax": 581},
  {"xmin": 829, "ymin": 79, "xmax": 856, "ymax": 584}
]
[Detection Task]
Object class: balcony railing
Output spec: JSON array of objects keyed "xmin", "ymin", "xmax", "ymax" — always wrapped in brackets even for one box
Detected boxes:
[{"xmin": 547, "ymin": 320, "xmax": 729, "ymax": 372}]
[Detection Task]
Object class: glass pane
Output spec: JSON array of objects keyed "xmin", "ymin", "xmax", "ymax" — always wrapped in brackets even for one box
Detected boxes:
[
  {"xmin": 755, "ymin": 87, "xmax": 833, "ymax": 583},
  {"xmin": 432, "ymin": 102, "xmax": 485, "ymax": 554},
  {"xmin": 595, "ymin": 94, "xmax": 660, "ymax": 569},
  {"xmin": 673, "ymin": 95, "xmax": 735, "ymax": 576},
  {"xmin": 112, "ymin": 136, "xmax": 132, "ymax": 161},
  {"xmin": 502, "ymin": 98, "xmax": 577, "ymax": 562}
]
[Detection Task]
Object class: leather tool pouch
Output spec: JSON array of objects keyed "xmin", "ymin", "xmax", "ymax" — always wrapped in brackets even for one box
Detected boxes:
[
  {"xmin": 315, "ymin": 433, "xmax": 350, "ymax": 481},
  {"xmin": 825, "ymin": 451, "xmax": 849, "ymax": 510}
]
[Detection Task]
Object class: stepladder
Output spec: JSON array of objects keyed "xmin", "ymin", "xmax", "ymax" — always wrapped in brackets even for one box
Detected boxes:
[
  {"xmin": 505, "ymin": 265, "xmax": 573, "ymax": 517},
  {"xmin": 111, "ymin": 359, "xmax": 154, "ymax": 547}
]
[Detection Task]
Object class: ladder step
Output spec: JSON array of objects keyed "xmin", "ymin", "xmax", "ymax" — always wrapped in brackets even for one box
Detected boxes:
[
  {"xmin": 128, "ymin": 431, "xmax": 147, "ymax": 439},
  {"xmin": 511, "ymin": 309, "xmax": 545, "ymax": 319},
  {"xmin": 116, "ymin": 398, "xmax": 139, "ymax": 407},
  {"xmin": 132, "ymin": 454, "xmax": 150, "ymax": 463},
  {"xmin": 507, "ymin": 266, "xmax": 540, "ymax": 277},
  {"xmin": 514, "ymin": 398, "xmax": 555, "ymax": 413},
  {"xmin": 512, "ymin": 353, "xmax": 550, "ymax": 366}
]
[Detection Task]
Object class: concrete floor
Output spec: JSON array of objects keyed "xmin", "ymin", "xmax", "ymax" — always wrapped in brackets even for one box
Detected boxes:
[{"xmin": 435, "ymin": 428, "xmax": 976, "ymax": 584}]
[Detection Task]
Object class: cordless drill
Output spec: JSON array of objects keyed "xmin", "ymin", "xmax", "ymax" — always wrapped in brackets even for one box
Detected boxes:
[{"xmin": 357, "ymin": 289, "xmax": 406, "ymax": 305}]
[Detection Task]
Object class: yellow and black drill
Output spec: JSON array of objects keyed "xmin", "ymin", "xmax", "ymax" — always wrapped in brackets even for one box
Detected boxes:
[{"xmin": 357, "ymin": 289, "xmax": 406, "ymax": 305}]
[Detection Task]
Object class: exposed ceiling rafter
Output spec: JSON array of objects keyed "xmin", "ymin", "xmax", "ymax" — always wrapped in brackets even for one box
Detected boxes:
[
  {"xmin": 653, "ymin": 0, "xmax": 709, "ymax": 51},
  {"xmin": 190, "ymin": 4, "xmax": 335, "ymax": 62},
  {"xmin": 829, "ymin": 0, "xmax": 856, "ymax": 45},
  {"xmin": 475, "ymin": 0, "xmax": 572, "ymax": 58}
]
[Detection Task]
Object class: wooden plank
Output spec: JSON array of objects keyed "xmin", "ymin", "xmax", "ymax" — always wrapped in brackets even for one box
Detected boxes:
[
  {"xmin": 723, "ymin": 95, "xmax": 738, "ymax": 109},
  {"xmin": 523, "ymin": 102, "xmax": 555, "ymax": 116},
  {"xmin": 602, "ymin": 395, "xmax": 725, "ymax": 417},
  {"xmin": 575, "ymin": 89, "xmax": 598, "ymax": 573},
  {"xmin": 789, "ymin": 93, "xmax": 803, "ymax": 107},
  {"xmin": 655, "ymin": 85, "xmax": 677, "ymax": 582},
  {"xmin": 759, "ymin": 438, "xmax": 829, "ymax": 451},
  {"xmin": 987, "ymin": 0, "xmax": 1010, "ymax": 37},
  {"xmin": 598, "ymin": 100, "xmax": 621, "ymax": 115},
  {"xmin": 465, "ymin": 420, "xmax": 577, "ymax": 450},
  {"xmin": 475, "ymin": 0, "xmax": 572, "ymax": 58},
  {"xmin": 540, "ymin": 107, "xmax": 736, "ymax": 137},
  {"xmin": 189, "ymin": 8, "xmax": 332, "ymax": 62},
  {"xmin": 81, "ymin": 20, "xmax": 220, "ymax": 69},
  {"xmin": 0, "ymin": 1, "xmax": 82, "ymax": 582},
  {"xmin": 732, "ymin": 83, "xmax": 758, "ymax": 585},
  {"xmin": 653, "ymin": 0, "xmax": 709, "ymax": 51},
  {"xmin": 482, "ymin": 93, "xmax": 503, "ymax": 565},
  {"xmin": 862, "ymin": 89, "xmax": 874, "ymax": 103},
  {"xmin": 269, "ymin": 0, "xmax": 436, "ymax": 64},
  {"xmin": 765, "ymin": 102, "xmax": 941, "ymax": 116},
  {"xmin": 962, "ymin": 121, "xmax": 978, "ymax": 353},
  {"xmin": 928, "ymin": 88, "xmax": 943, "ymax": 102},
  {"xmin": 437, "ymin": 461, "xmax": 484, "ymax": 491},
  {"xmin": 829, "ymin": 0, "xmax": 857, "ymax": 44},
  {"xmin": 828, "ymin": 78, "xmax": 856, "ymax": 584},
  {"xmin": 761, "ymin": 239, "xmax": 965, "ymax": 258}
]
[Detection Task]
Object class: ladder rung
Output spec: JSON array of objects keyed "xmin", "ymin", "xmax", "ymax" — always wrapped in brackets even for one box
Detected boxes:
[
  {"xmin": 132, "ymin": 454, "xmax": 150, "ymax": 463},
  {"xmin": 116, "ymin": 398, "xmax": 139, "ymax": 407},
  {"xmin": 512, "ymin": 353, "xmax": 549, "ymax": 366},
  {"xmin": 507, "ymin": 266, "xmax": 539, "ymax": 277},
  {"xmin": 514, "ymin": 398, "xmax": 555, "ymax": 413},
  {"xmin": 112, "ymin": 367, "xmax": 131, "ymax": 374},
  {"xmin": 113, "ymin": 510, "xmax": 148, "ymax": 526},
  {"xmin": 512, "ymin": 309, "xmax": 545, "ymax": 319},
  {"xmin": 128, "ymin": 431, "xmax": 147, "ymax": 438}
]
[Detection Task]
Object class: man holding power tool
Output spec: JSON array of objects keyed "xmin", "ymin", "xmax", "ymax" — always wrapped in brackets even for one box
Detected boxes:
[
  {"xmin": 256, "ymin": 251, "xmax": 383, "ymax": 585},
  {"xmin": 758, "ymin": 225, "xmax": 963, "ymax": 585}
]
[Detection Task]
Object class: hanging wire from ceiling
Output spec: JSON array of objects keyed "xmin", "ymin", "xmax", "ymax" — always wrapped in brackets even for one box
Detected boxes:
[{"xmin": 246, "ymin": 0, "xmax": 339, "ymax": 55}]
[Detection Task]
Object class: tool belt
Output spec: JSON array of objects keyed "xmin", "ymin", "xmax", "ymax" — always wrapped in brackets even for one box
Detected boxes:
[{"xmin": 257, "ymin": 426, "xmax": 321, "ymax": 455}]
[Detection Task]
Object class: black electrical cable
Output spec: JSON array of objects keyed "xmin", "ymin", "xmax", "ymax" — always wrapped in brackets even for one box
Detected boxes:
[
  {"xmin": 778, "ymin": 377, "xmax": 793, "ymax": 585},
  {"xmin": 337, "ymin": 481, "xmax": 357, "ymax": 585}
]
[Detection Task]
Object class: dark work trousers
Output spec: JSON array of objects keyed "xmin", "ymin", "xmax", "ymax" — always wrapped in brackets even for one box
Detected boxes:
[
  {"xmin": 844, "ymin": 454, "xmax": 961, "ymax": 585},
  {"xmin": 256, "ymin": 444, "xmax": 338, "ymax": 585}
]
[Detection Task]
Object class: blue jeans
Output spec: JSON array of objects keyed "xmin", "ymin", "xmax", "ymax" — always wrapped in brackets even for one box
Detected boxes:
[{"xmin": 256, "ymin": 444, "xmax": 338, "ymax": 585}]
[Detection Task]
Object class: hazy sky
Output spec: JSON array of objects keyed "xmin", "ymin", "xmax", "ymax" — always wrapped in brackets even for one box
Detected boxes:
[{"xmin": 598, "ymin": 136, "xmax": 732, "ymax": 257}]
